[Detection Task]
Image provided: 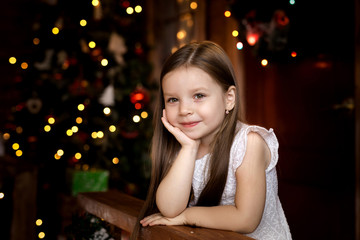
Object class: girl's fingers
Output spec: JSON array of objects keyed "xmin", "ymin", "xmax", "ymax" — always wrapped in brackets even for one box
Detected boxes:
[{"xmin": 140, "ymin": 213, "xmax": 165, "ymax": 226}]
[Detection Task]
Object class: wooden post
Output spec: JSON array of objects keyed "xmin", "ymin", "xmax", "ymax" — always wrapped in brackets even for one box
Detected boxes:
[{"xmin": 11, "ymin": 169, "xmax": 38, "ymax": 240}]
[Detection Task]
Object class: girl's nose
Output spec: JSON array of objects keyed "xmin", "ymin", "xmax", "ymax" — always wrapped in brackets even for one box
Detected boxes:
[{"xmin": 179, "ymin": 101, "xmax": 193, "ymax": 115}]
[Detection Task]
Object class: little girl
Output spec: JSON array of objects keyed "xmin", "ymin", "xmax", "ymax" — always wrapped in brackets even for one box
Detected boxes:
[{"xmin": 131, "ymin": 41, "xmax": 291, "ymax": 239}]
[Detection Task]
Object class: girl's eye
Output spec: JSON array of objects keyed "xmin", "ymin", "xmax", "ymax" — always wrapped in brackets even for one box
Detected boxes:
[
  {"xmin": 167, "ymin": 98, "xmax": 178, "ymax": 103},
  {"xmin": 194, "ymin": 93, "xmax": 205, "ymax": 99}
]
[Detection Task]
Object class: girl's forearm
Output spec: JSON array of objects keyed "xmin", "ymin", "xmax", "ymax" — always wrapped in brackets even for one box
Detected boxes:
[
  {"xmin": 156, "ymin": 146, "xmax": 198, "ymax": 217},
  {"xmin": 184, "ymin": 205, "xmax": 259, "ymax": 234}
]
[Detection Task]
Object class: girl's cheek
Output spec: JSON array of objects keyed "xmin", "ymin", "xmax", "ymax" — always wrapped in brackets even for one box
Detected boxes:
[{"xmin": 166, "ymin": 111, "xmax": 177, "ymax": 125}]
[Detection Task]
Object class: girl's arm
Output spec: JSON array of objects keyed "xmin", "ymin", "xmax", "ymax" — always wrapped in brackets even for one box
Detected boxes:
[
  {"xmin": 141, "ymin": 132, "xmax": 269, "ymax": 233},
  {"xmin": 155, "ymin": 110, "xmax": 200, "ymax": 217}
]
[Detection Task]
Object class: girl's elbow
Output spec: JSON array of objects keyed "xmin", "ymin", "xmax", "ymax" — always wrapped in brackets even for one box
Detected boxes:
[
  {"xmin": 160, "ymin": 209, "xmax": 181, "ymax": 218},
  {"xmin": 157, "ymin": 202, "xmax": 184, "ymax": 218}
]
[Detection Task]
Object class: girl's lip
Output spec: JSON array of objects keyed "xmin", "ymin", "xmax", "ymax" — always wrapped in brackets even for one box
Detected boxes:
[{"xmin": 180, "ymin": 121, "xmax": 200, "ymax": 127}]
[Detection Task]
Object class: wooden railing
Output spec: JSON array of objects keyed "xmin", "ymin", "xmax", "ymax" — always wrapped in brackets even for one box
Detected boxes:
[{"xmin": 77, "ymin": 190, "xmax": 254, "ymax": 240}]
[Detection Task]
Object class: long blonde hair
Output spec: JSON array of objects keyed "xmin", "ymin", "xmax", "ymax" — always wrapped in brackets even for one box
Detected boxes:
[{"xmin": 131, "ymin": 41, "xmax": 241, "ymax": 239}]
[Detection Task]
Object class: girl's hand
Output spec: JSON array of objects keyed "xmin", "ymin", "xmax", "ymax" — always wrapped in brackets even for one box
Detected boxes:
[
  {"xmin": 161, "ymin": 109, "xmax": 200, "ymax": 148},
  {"xmin": 140, "ymin": 212, "xmax": 186, "ymax": 227}
]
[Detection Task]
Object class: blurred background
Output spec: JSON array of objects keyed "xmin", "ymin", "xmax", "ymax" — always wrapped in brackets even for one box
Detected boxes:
[{"xmin": 0, "ymin": 0, "xmax": 357, "ymax": 239}]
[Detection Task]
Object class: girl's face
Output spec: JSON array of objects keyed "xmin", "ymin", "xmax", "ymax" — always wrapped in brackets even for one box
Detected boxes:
[{"xmin": 162, "ymin": 66, "xmax": 233, "ymax": 146}]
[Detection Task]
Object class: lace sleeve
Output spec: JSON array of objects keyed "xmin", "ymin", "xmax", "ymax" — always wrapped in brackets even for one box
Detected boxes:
[{"xmin": 231, "ymin": 125, "xmax": 279, "ymax": 173}]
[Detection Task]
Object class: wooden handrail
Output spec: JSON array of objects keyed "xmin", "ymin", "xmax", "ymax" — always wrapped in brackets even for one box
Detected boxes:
[{"xmin": 77, "ymin": 190, "xmax": 254, "ymax": 240}]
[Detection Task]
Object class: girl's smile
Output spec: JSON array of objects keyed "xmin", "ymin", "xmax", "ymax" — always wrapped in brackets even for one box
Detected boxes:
[{"xmin": 180, "ymin": 121, "xmax": 200, "ymax": 128}]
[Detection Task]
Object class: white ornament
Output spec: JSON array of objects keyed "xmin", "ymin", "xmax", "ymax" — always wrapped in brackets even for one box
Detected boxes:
[
  {"xmin": 34, "ymin": 49, "xmax": 54, "ymax": 71},
  {"xmin": 99, "ymin": 84, "xmax": 115, "ymax": 106},
  {"xmin": 108, "ymin": 32, "xmax": 127, "ymax": 65}
]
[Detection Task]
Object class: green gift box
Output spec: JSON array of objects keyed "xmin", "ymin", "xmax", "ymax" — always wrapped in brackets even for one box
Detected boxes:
[{"xmin": 67, "ymin": 169, "xmax": 109, "ymax": 196}]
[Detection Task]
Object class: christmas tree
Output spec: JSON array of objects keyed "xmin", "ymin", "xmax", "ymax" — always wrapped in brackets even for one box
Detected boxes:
[{"xmin": 1, "ymin": 0, "xmax": 154, "ymax": 238}]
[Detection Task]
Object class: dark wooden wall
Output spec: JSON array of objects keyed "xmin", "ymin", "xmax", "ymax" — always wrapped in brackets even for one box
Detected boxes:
[{"xmin": 206, "ymin": 0, "xmax": 356, "ymax": 239}]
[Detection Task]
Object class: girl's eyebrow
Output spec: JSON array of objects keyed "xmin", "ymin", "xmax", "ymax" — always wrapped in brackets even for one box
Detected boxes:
[
  {"xmin": 192, "ymin": 87, "xmax": 208, "ymax": 92},
  {"xmin": 162, "ymin": 92, "xmax": 175, "ymax": 97}
]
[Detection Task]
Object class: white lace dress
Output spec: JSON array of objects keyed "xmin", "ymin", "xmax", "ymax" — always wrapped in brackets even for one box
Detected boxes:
[{"xmin": 188, "ymin": 123, "xmax": 292, "ymax": 240}]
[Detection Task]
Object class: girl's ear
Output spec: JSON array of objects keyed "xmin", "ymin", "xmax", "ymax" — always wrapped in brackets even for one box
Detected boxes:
[{"xmin": 225, "ymin": 86, "xmax": 236, "ymax": 111}]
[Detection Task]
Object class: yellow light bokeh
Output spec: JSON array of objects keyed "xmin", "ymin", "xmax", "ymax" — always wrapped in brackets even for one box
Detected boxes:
[
  {"xmin": 80, "ymin": 19, "xmax": 87, "ymax": 27},
  {"xmin": 52, "ymin": 27, "xmax": 60, "ymax": 35},
  {"xmin": 88, "ymin": 41, "xmax": 96, "ymax": 49},
  {"xmin": 101, "ymin": 58, "xmax": 108, "ymax": 66},
  {"xmin": 38, "ymin": 232, "xmax": 45, "ymax": 239},
  {"xmin": 190, "ymin": 1, "xmax": 198, "ymax": 9},
  {"xmin": 75, "ymin": 152, "xmax": 82, "ymax": 160},
  {"xmin": 71, "ymin": 126, "xmax": 79, "ymax": 133},
  {"xmin": 177, "ymin": 30, "xmax": 186, "ymax": 40},
  {"xmin": 261, "ymin": 59, "xmax": 268, "ymax": 67},
  {"xmin": 78, "ymin": 104, "xmax": 85, "ymax": 111},
  {"xmin": 224, "ymin": 10, "xmax": 231, "ymax": 17},
  {"xmin": 109, "ymin": 125, "xmax": 116, "ymax": 132},
  {"xmin": 15, "ymin": 150, "xmax": 23, "ymax": 157},
  {"xmin": 103, "ymin": 107, "xmax": 111, "ymax": 115},
  {"xmin": 12, "ymin": 143, "xmax": 20, "ymax": 150},
  {"xmin": 135, "ymin": 5, "xmax": 142, "ymax": 13},
  {"xmin": 36, "ymin": 219, "xmax": 43, "ymax": 226},
  {"xmin": 48, "ymin": 117, "xmax": 55, "ymax": 124},
  {"xmin": 44, "ymin": 125, "xmax": 51, "ymax": 132},
  {"xmin": 126, "ymin": 7, "xmax": 134, "ymax": 14},
  {"xmin": 9, "ymin": 57, "xmax": 17, "ymax": 64},
  {"xmin": 21, "ymin": 62, "xmax": 28, "ymax": 69},
  {"xmin": 92, "ymin": 0, "xmax": 100, "ymax": 7},
  {"xmin": 0, "ymin": 192, "xmax": 4, "ymax": 199},
  {"xmin": 57, "ymin": 149, "xmax": 64, "ymax": 156},
  {"xmin": 66, "ymin": 129, "xmax": 73, "ymax": 136},
  {"xmin": 133, "ymin": 115, "xmax": 141, "ymax": 123},
  {"xmin": 112, "ymin": 157, "xmax": 119, "ymax": 164},
  {"xmin": 91, "ymin": 132, "xmax": 98, "ymax": 139},
  {"xmin": 141, "ymin": 111, "xmax": 148, "ymax": 119},
  {"xmin": 232, "ymin": 30, "xmax": 239, "ymax": 37},
  {"xmin": 97, "ymin": 131, "xmax": 104, "ymax": 138},
  {"xmin": 76, "ymin": 117, "xmax": 83, "ymax": 124}
]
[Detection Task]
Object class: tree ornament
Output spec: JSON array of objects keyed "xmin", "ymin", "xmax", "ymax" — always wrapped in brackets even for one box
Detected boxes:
[
  {"xmin": 129, "ymin": 86, "xmax": 150, "ymax": 106},
  {"xmin": 26, "ymin": 92, "xmax": 42, "ymax": 114},
  {"xmin": 108, "ymin": 32, "xmax": 127, "ymax": 65},
  {"xmin": 34, "ymin": 49, "xmax": 55, "ymax": 71},
  {"xmin": 99, "ymin": 83, "xmax": 115, "ymax": 106},
  {"xmin": 57, "ymin": 50, "xmax": 68, "ymax": 66}
]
